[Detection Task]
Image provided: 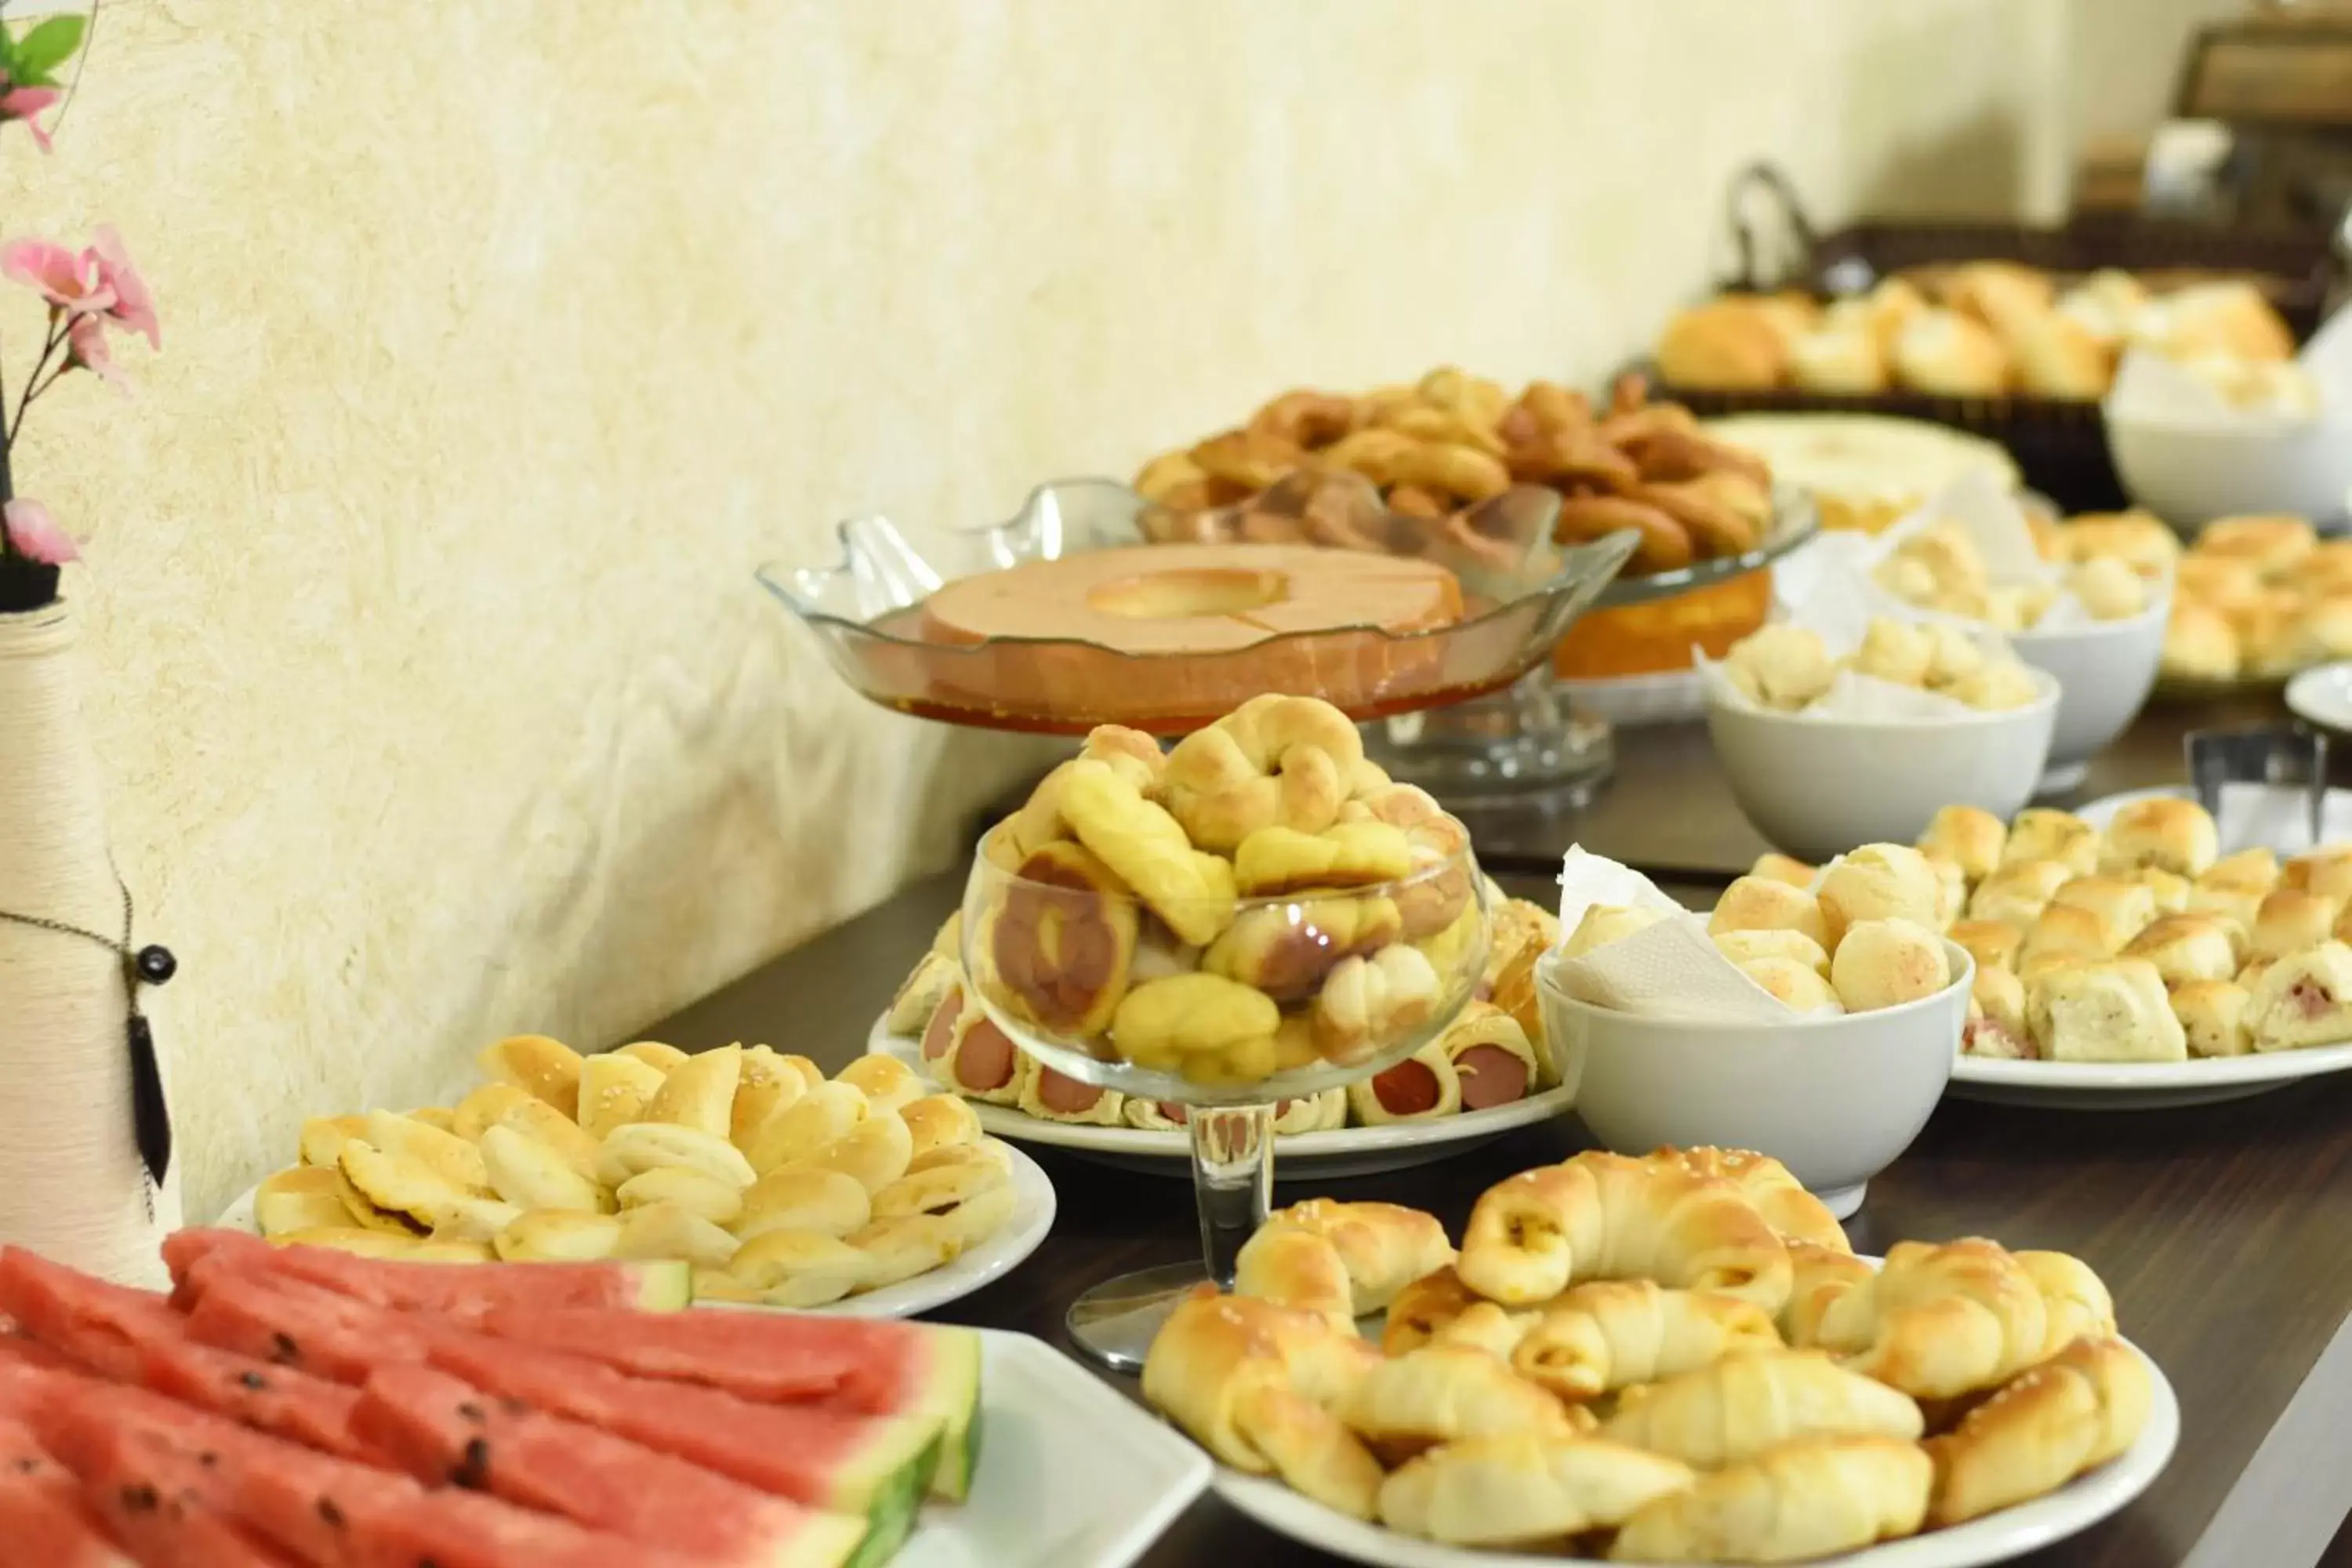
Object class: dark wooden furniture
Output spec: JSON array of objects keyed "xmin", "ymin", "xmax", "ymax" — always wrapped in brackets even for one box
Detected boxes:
[{"xmin": 655, "ymin": 697, "xmax": 2352, "ymax": 1567}]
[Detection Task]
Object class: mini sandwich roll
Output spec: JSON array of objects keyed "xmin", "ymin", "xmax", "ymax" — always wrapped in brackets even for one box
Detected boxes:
[
  {"xmin": 1918, "ymin": 804, "xmax": 2007, "ymax": 884},
  {"xmin": 2048, "ymin": 876, "xmax": 2157, "ymax": 951},
  {"xmin": 1969, "ymin": 858, "xmax": 2074, "ymax": 927},
  {"xmin": 2121, "ymin": 914, "xmax": 2240, "ymax": 989},
  {"xmin": 1708, "ymin": 876, "xmax": 1830, "ymax": 948},
  {"xmin": 2099, "ymin": 797, "xmax": 2220, "ymax": 878},
  {"xmin": 1969, "ymin": 967, "xmax": 2031, "ymax": 1058},
  {"xmin": 1348, "ymin": 1040, "xmax": 1462, "ymax": 1126},
  {"xmin": 2247, "ymin": 941, "xmax": 2352, "ymax": 1051},
  {"xmin": 2173, "ymin": 980, "xmax": 2252, "ymax": 1058},
  {"xmin": 1013, "ymin": 1051, "xmax": 1125, "ymax": 1127},
  {"xmin": 2252, "ymin": 888, "xmax": 2343, "ymax": 961},
  {"xmin": 2002, "ymin": 809, "xmax": 2100, "ymax": 876},
  {"xmin": 1436, "ymin": 1003, "xmax": 1541, "ymax": 1111},
  {"xmin": 2186, "ymin": 880, "xmax": 2265, "ymax": 946}
]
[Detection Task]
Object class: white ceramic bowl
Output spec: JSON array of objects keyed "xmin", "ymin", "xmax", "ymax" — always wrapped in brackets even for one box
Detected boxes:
[
  {"xmin": 1704, "ymin": 672, "xmax": 2060, "ymax": 863},
  {"xmin": 1539, "ymin": 942, "xmax": 1971, "ymax": 1218},
  {"xmin": 2010, "ymin": 588, "xmax": 2169, "ymax": 794},
  {"xmin": 2105, "ymin": 408, "xmax": 2352, "ymax": 532}
]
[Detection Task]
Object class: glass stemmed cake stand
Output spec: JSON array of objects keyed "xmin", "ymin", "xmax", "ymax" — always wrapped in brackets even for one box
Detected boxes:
[{"xmin": 960, "ymin": 841, "xmax": 1490, "ymax": 1372}]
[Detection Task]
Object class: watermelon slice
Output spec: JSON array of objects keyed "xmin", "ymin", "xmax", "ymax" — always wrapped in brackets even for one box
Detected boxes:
[
  {"xmin": 165, "ymin": 1230, "xmax": 689, "ymax": 1316},
  {"xmin": 356, "ymin": 1364, "xmax": 876, "ymax": 1568},
  {"xmin": 0, "ymin": 1414, "xmax": 136, "ymax": 1566},
  {"xmin": 424, "ymin": 1330, "xmax": 940, "ymax": 1530},
  {"xmin": 184, "ymin": 1272, "xmax": 438, "ymax": 1385},
  {"xmin": 50, "ymin": 1417, "xmax": 302, "ymax": 1567},
  {"xmin": 483, "ymin": 1306, "xmax": 984, "ymax": 1500},
  {"xmin": 0, "ymin": 1249, "xmax": 177, "ymax": 1381}
]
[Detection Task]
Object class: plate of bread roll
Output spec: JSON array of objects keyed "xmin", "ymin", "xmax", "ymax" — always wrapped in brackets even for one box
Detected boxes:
[
  {"xmin": 875, "ymin": 885, "xmax": 1576, "ymax": 1178},
  {"xmin": 1143, "ymin": 1149, "xmax": 2176, "ymax": 1566},
  {"xmin": 220, "ymin": 1033, "xmax": 1055, "ymax": 1318},
  {"xmin": 1755, "ymin": 794, "xmax": 2352, "ymax": 1109}
]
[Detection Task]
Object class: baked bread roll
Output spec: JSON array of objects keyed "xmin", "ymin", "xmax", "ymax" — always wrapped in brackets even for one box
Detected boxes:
[
  {"xmin": 2252, "ymin": 888, "xmax": 2343, "ymax": 961},
  {"xmin": 2044, "ymin": 875, "xmax": 2155, "ymax": 951},
  {"xmin": 1893, "ymin": 308, "xmax": 2009, "ymax": 397},
  {"xmin": 1924, "ymin": 1337, "xmax": 2152, "ymax": 1528},
  {"xmin": 2121, "ymin": 914, "xmax": 2239, "ymax": 989},
  {"xmin": 1750, "ymin": 852, "xmax": 1817, "ymax": 888},
  {"xmin": 1511, "ymin": 1279, "xmax": 1781, "ymax": 1401},
  {"xmin": 1599, "ymin": 1349, "xmax": 1924, "ymax": 1467},
  {"xmin": 2028, "ymin": 958, "xmax": 2187, "ymax": 1063},
  {"xmin": 1804, "ymin": 1238, "xmax": 2050, "ymax": 1399},
  {"xmin": 1435, "ymin": 1003, "xmax": 1541, "ymax": 1111},
  {"xmin": 1951, "ymin": 919, "xmax": 2023, "ymax": 977},
  {"xmin": 2173, "ymin": 979, "xmax": 2252, "ymax": 1057},
  {"xmin": 1246, "ymin": 1200, "xmax": 1457, "ymax": 1322},
  {"xmin": 2247, "ymin": 941, "xmax": 2352, "ymax": 1051},
  {"xmin": 1788, "ymin": 324, "xmax": 1887, "ymax": 394},
  {"xmin": 2018, "ymin": 1250, "xmax": 2118, "ymax": 1360},
  {"xmin": 2137, "ymin": 866, "xmax": 2191, "ymax": 918},
  {"xmin": 1818, "ymin": 844, "xmax": 1944, "ymax": 947},
  {"xmin": 1708, "ymin": 875, "xmax": 1831, "ymax": 948},
  {"xmin": 1142, "ymin": 1291, "xmax": 1385, "ymax": 1518},
  {"xmin": 1347, "ymin": 1041, "xmax": 1462, "ymax": 1126},
  {"xmin": 2002, "ymin": 809, "xmax": 2100, "ymax": 875},
  {"xmin": 887, "ymin": 951, "xmax": 960, "ymax": 1036},
  {"xmin": 1946, "ymin": 660, "xmax": 2043, "ymax": 711},
  {"xmin": 1830, "ymin": 918, "xmax": 1951, "ymax": 1012},
  {"xmin": 1382, "ymin": 1265, "xmax": 1486, "ymax": 1357},
  {"xmin": 1013, "ymin": 1056, "xmax": 1126, "ymax": 1127},
  {"xmin": 1922, "ymin": 855, "xmax": 1967, "ymax": 932},
  {"xmin": 1643, "ymin": 1146, "xmax": 1851, "ymax": 1253},
  {"xmin": 2012, "ymin": 311, "xmax": 2108, "ymax": 400},
  {"xmin": 1968, "ymin": 858, "xmax": 2074, "ymax": 927},
  {"xmin": 1338, "ymin": 1344, "xmax": 1584, "ymax": 1465},
  {"xmin": 1458, "ymin": 1151, "xmax": 1792, "ymax": 1311},
  {"xmin": 2202, "ymin": 846, "xmax": 2281, "ymax": 896},
  {"xmin": 1919, "ymin": 804, "xmax": 2007, "ymax": 883},
  {"xmin": 2285, "ymin": 846, "xmax": 2352, "ymax": 902},
  {"xmin": 1965, "ymin": 967, "xmax": 2032, "ymax": 1058},
  {"xmin": 1721, "ymin": 623, "xmax": 1836, "ymax": 710},
  {"xmin": 2017, "ymin": 904, "xmax": 2113, "ymax": 982},
  {"xmin": 1612, "ymin": 1434, "xmax": 1933, "ymax": 1564},
  {"xmin": 1740, "ymin": 956, "xmax": 1841, "ymax": 1014},
  {"xmin": 1713, "ymin": 927, "xmax": 1831, "ymax": 977},
  {"xmin": 1565, "ymin": 903, "xmax": 1670, "ymax": 957},
  {"xmin": 2185, "ymin": 880, "xmax": 2265, "ymax": 948},
  {"xmin": 1849, "ymin": 615, "xmax": 1935, "ymax": 687},
  {"xmin": 1777, "ymin": 1240, "xmax": 1875, "ymax": 1346},
  {"xmin": 1378, "ymin": 1432, "xmax": 1696, "ymax": 1548},
  {"xmin": 1657, "ymin": 299, "xmax": 1790, "ymax": 391}
]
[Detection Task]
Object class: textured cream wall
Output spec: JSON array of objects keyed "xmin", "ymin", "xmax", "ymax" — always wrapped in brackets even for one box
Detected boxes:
[{"xmin": 0, "ymin": 0, "xmax": 2111, "ymax": 1222}]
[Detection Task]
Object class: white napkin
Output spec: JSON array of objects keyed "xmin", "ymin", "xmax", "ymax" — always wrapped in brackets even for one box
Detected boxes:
[
  {"xmin": 1695, "ymin": 566, "xmax": 2016, "ymax": 723},
  {"xmin": 1549, "ymin": 848, "xmax": 1810, "ymax": 1022},
  {"xmin": 2107, "ymin": 301, "xmax": 2352, "ymax": 430}
]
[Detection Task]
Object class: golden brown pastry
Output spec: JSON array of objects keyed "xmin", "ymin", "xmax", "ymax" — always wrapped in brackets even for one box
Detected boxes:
[
  {"xmin": 2173, "ymin": 978, "xmax": 2252, "ymax": 1057},
  {"xmin": 1239, "ymin": 1200, "xmax": 1457, "ymax": 1330},
  {"xmin": 1377, "ymin": 1432, "xmax": 1696, "ymax": 1548},
  {"xmin": 1777, "ymin": 1240, "xmax": 1876, "ymax": 1346},
  {"xmin": 1788, "ymin": 324, "xmax": 1888, "ymax": 394},
  {"xmin": 1657, "ymin": 299, "xmax": 1791, "ymax": 391},
  {"xmin": 1719, "ymin": 623, "xmax": 1835, "ymax": 711},
  {"xmin": 2099, "ymin": 797, "xmax": 2220, "ymax": 879},
  {"xmin": 2121, "ymin": 914, "xmax": 2240, "ymax": 989},
  {"xmin": 1968, "ymin": 858, "xmax": 2076, "ymax": 927},
  {"xmin": 2202, "ymin": 846, "xmax": 2281, "ymax": 897},
  {"xmin": 2003, "ymin": 809, "xmax": 2101, "ymax": 875},
  {"xmin": 2048, "ymin": 875, "xmax": 2158, "ymax": 951},
  {"xmin": 2016, "ymin": 904, "xmax": 2115, "ymax": 983},
  {"xmin": 2163, "ymin": 602, "xmax": 2241, "ymax": 684},
  {"xmin": 1599, "ymin": 1350, "xmax": 1924, "ymax": 1467},
  {"xmin": 2247, "ymin": 941, "xmax": 2352, "ymax": 1051},
  {"xmin": 2137, "ymin": 866, "xmax": 2192, "ymax": 918},
  {"xmin": 1434, "ymin": 1003, "xmax": 1542, "ymax": 1112},
  {"xmin": 2285, "ymin": 847, "xmax": 2352, "ymax": 902},
  {"xmin": 2071, "ymin": 556, "xmax": 2150, "ymax": 621},
  {"xmin": 1642, "ymin": 1147, "xmax": 1851, "ymax": 1253},
  {"xmin": 1512, "ymin": 1279, "xmax": 1782, "ymax": 1401},
  {"xmin": 886, "ymin": 951, "xmax": 960, "ymax": 1036},
  {"xmin": 2252, "ymin": 888, "xmax": 2343, "ymax": 962},
  {"xmin": 2029, "ymin": 958, "xmax": 2187, "ymax": 1063},
  {"xmin": 1831, "ymin": 918, "xmax": 1952, "ymax": 1012},
  {"xmin": 1924, "ymin": 1337, "xmax": 2152, "ymax": 1527},
  {"xmin": 2018, "ymin": 1250, "xmax": 2119, "ymax": 1359},
  {"xmin": 1951, "ymin": 919, "xmax": 2023, "ymax": 976},
  {"xmin": 1382, "ymin": 1265, "xmax": 1486, "ymax": 1357},
  {"xmin": 1457, "ymin": 1152, "xmax": 1792, "ymax": 1311},
  {"xmin": 1708, "ymin": 876, "xmax": 1831, "ymax": 949},
  {"xmin": 1338, "ymin": 1344, "xmax": 1585, "ymax": 1465},
  {"xmin": 1919, "ymin": 805, "xmax": 2008, "ymax": 884},
  {"xmin": 1818, "ymin": 844, "xmax": 1945, "ymax": 947},
  {"xmin": 1849, "ymin": 615, "xmax": 1934, "ymax": 687},
  {"xmin": 2202, "ymin": 514, "xmax": 2318, "ymax": 576},
  {"xmin": 1204, "ymin": 895, "xmax": 1401, "ymax": 1004},
  {"xmin": 2011, "ymin": 311, "xmax": 2109, "ymax": 400},
  {"xmin": 1750, "ymin": 852, "xmax": 1818, "ymax": 888},
  {"xmin": 1802, "ymin": 1238, "xmax": 2050, "ymax": 1399},
  {"xmin": 1611, "ymin": 1435, "xmax": 1932, "ymax": 1564},
  {"xmin": 1893, "ymin": 308, "xmax": 2009, "ymax": 397},
  {"xmin": 1712, "ymin": 927, "xmax": 1832, "ymax": 978}
]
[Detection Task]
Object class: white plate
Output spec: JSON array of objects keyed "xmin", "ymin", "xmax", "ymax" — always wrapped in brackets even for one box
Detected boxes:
[
  {"xmin": 214, "ymin": 1142, "xmax": 1058, "ymax": 1321},
  {"xmin": 1559, "ymin": 669, "xmax": 1706, "ymax": 728},
  {"xmin": 869, "ymin": 1018, "xmax": 1574, "ymax": 1178},
  {"xmin": 2287, "ymin": 661, "xmax": 2352, "ymax": 732},
  {"xmin": 2075, "ymin": 782, "xmax": 2352, "ymax": 857},
  {"xmin": 1218, "ymin": 1335, "xmax": 2177, "ymax": 1568},
  {"xmin": 1950, "ymin": 1040, "xmax": 2352, "ymax": 1109},
  {"xmin": 906, "ymin": 1328, "xmax": 1208, "ymax": 1568}
]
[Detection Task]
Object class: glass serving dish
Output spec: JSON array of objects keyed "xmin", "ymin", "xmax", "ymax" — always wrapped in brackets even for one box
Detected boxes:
[
  {"xmin": 960, "ymin": 836, "xmax": 1489, "ymax": 1370},
  {"xmin": 757, "ymin": 476, "xmax": 1635, "ymax": 736}
]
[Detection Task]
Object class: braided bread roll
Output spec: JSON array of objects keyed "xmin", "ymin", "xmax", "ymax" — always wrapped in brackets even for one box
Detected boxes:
[
  {"xmin": 1610, "ymin": 1435, "xmax": 1933, "ymax": 1563},
  {"xmin": 1141, "ymin": 1291, "xmax": 1384, "ymax": 1517},
  {"xmin": 1458, "ymin": 1152, "xmax": 1793, "ymax": 1311},
  {"xmin": 1512, "ymin": 1279, "xmax": 1782, "ymax": 1402},
  {"xmin": 1235, "ymin": 1200, "xmax": 1457, "ymax": 1328},
  {"xmin": 1642, "ymin": 1147, "xmax": 1850, "ymax": 1254},
  {"xmin": 1923, "ymin": 1336, "xmax": 2152, "ymax": 1527},
  {"xmin": 1377, "ymin": 1432, "xmax": 1696, "ymax": 1548},
  {"xmin": 1805, "ymin": 1239, "xmax": 2052, "ymax": 1399},
  {"xmin": 2018, "ymin": 1249, "xmax": 2117, "ymax": 1359},
  {"xmin": 1600, "ymin": 1350, "xmax": 1923, "ymax": 1468},
  {"xmin": 1336, "ymin": 1344, "xmax": 1586, "ymax": 1465}
]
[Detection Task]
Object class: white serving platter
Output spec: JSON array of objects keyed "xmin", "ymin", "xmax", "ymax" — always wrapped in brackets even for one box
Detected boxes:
[
  {"xmin": 869, "ymin": 1016, "xmax": 1573, "ymax": 1178},
  {"xmin": 216, "ymin": 1139, "xmax": 1058, "ymax": 1321},
  {"xmin": 2074, "ymin": 782, "xmax": 2352, "ymax": 855},
  {"xmin": 1950, "ymin": 1040, "xmax": 2352, "ymax": 1109},
  {"xmin": 2285, "ymin": 661, "xmax": 2352, "ymax": 733}
]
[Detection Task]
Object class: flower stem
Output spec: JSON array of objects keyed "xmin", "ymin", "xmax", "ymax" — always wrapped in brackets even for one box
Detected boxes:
[{"xmin": 9, "ymin": 316, "xmax": 68, "ymax": 452}]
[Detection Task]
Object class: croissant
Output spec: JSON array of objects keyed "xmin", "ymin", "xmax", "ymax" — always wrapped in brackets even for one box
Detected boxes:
[
  {"xmin": 1458, "ymin": 1152, "xmax": 1793, "ymax": 1312},
  {"xmin": 1642, "ymin": 1147, "xmax": 1851, "ymax": 1254},
  {"xmin": 1610, "ymin": 1435, "xmax": 1933, "ymax": 1563},
  {"xmin": 1599, "ymin": 1349, "xmax": 1923, "ymax": 1468},
  {"xmin": 1381, "ymin": 1265, "xmax": 1489, "ymax": 1357},
  {"xmin": 1236, "ymin": 1200, "xmax": 1456, "ymax": 1327},
  {"xmin": 1804, "ymin": 1239, "xmax": 2051, "ymax": 1399},
  {"xmin": 1379, "ymin": 1432, "xmax": 1697, "ymax": 1548},
  {"xmin": 1925, "ymin": 1337, "xmax": 2153, "ymax": 1527},
  {"xmin": 1778, "ymin": 1240, "xmax": 1875, "ymax": 1345},
  {"xmin": 1428, "ymin": 1301, "xmax": 1541, "ymax": 1362},
  {"xmin": 1512, "ymin": 1279, "xmax": 1783, "ymax": 1402},
  {"xmin": 1140, "ymin": 1290, "xmax": 1384, "ymax": 1515},
  {"xmin": 1335, "ymin": 1344, "xmax": 1584, "ymax": 1465},
  {"xmin": 1235, "ymin": 1225, "xmax": 1358, "ymax": 1334}
]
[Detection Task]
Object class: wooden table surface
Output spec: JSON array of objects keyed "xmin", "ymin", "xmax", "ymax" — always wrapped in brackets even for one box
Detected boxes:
[{"xmin": 656, "ymin": 723, "xmax": 2352, "ymax": 1568}]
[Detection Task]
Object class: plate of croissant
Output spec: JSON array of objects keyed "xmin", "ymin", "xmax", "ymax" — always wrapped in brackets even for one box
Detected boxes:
[
  {"xmin": 1145, "ymin": 1149, "xmax": 2176, "ymax": 1566},
  {"xmin": 875, "ymin": 881, "xmax": 1577, "ymax": 1178}
]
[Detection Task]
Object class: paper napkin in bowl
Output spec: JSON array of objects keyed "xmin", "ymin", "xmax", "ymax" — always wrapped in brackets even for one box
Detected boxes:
[{"xmin": 1548, "ymin": 847, "xmax": 1809, "ymax": 1023}]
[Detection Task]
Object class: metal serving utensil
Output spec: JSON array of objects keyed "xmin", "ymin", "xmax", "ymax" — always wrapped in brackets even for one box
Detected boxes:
[{"xmin": 2185, "ymin": 725, "xmax": 2329, "ymax": 851}]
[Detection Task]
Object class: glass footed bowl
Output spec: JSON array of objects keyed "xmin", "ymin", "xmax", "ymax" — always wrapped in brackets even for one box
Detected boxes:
[
  {"xmin": 757, "ymin": 475, "xmax": 1634, "ymax": 736},
  {"xmin": 958, "ymin": 839, "xmax": 1490, "ymax": 1108}
]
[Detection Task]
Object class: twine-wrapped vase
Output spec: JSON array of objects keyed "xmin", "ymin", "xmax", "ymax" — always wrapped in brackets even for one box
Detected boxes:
[{"xmin": 0, "ymin": 601, "xmax": 178, "ymax": 1285}]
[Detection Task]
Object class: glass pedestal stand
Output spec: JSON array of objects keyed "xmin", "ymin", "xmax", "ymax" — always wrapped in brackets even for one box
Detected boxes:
[
  {"xmin": 1362, "ymin": 669, "xmax": 1614, "ymax": 811},
  {"xmin": 1063, "ymin": 1103, "xmax": 1273, "ymax": 1373}
]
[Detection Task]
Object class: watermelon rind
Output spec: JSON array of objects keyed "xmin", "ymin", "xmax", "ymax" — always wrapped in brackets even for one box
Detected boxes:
[
  {"xmin": 909, "ymin": 1327, "xmax": 982, "ymax": 1503},
  {"xmin": 626, "ymin": 1260, "xmax": 692, "ymax": 1311}
]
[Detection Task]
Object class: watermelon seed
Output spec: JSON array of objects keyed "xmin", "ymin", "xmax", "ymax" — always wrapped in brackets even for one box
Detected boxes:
[
  {"xmin": 10, "ymin": 1457, "xmax": 36, "ymax": 1474},
  {"xmin": 198, "ymin": 1451, "xmax": 219, "ymax": 1468},
  {"xmin": 119, "ymin": 1484, "xmax": 159, "ymax": 1515},
  {"xmin": 456, "ymin": 1400, "xmax": 485, "ymax": 1424},
  {"xmin": 238, "ymin": 1370, "xmax": 267, "ymax": 1390},
  {"xmin": 451, "ymin": 1436, "xmax": 492, "ymax": 1491},
  {"xmin": 270, "ymin": 1331, "xmax": 299, "ymax": 1363},
  {"xmin": 317, "ymin": 1497, "xmax": 346, "ymax": 1530}
]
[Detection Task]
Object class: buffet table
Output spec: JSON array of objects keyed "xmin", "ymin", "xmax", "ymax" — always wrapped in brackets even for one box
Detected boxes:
[{"xmin": 657, "ymin": 830, "xmax": 2352, "ymax": 1568}]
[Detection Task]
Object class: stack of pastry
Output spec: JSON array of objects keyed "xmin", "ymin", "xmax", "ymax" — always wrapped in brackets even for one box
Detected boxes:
[
  {"xmin": 1744, "ymin": 797, "xmax": 2352, "ymax": 1062},
  {"xmin": 252, "ymin": 1036, "xmax": 1020, "ymax": 1308},
  {"xmin": 949, "ymin": 695, "xmax": 1487, "ymax": 1091},
  {"xmin": 891, "ymin": 870, "xmax": 1563, "ymax": 1132},
  {"xmin": 1717, "ymin": 617, "xmax": 2044, "ymax": 714},
  {"xmin": 1143, "ymin": 1149, "xmax": 2151, "ymax": 1561},
  {"xmin": 1875, "ymin": 516, "xmax": 2154, "ymax": 632},
  {"xmin": 1656, "ymin": 264, "xmax": 2296, "ymax": 401},
  {"xmin": 1134, "ymin": 368, "xmax": 1778, "ymax": 579}
]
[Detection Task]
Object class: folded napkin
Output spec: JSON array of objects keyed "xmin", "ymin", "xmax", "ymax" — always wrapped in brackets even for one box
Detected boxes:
[{"xmin": 1548, "ymin": 847, "xmax": 1809, "ymax": 1022}]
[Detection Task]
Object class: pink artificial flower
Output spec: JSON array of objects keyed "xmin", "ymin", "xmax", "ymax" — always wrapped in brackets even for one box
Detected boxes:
[
  {"xmin": 0, "ymin": 85, "xmax": 59, "ymax": 153},
  {"xmin": 3, "ymin": 499, "xmax": 78, "ymax": 564},
  {"xmin": 0, "ymin": 238, "xmax": 110, "ymax": 314},
  {"xmin": 64, "ymin": 310, "xmax": 125, "ymax": 389},
  {"xmin": 89, "ymin": 227, "xmax": 158, "ymax": 350}
]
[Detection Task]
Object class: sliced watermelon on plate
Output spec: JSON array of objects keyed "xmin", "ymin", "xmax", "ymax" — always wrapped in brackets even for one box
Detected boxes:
[
  {"xmin": 0, "ymin": 1247, "xmax": 179, "ymax": 1382},
  {"xmin": 356, "ymin": 1363, "xmax": 876, "ymax": 1568},
  {"xmin": 50, "ymin": 1417, "xmax": 302, "ymax": 1568},
  {"xmin": 483, "ymin": 1305, "xmax": 985, "ymax": 1500},
  {"xmin": 0, "ymin": 1414, "xmax": 138, "ymax": 1568},
  {"xmin": 164, "ymin": 1230, "xmax": 689, "ymax": 1316},
  {"xmin": 184, "ymin": 1272, "xmax": 438, "ymax": 1385}
]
